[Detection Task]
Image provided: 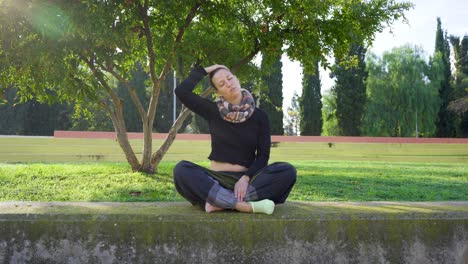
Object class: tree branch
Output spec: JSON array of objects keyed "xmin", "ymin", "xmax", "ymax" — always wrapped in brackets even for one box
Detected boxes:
[
  {"xmin": 79, "ymin": 54, "xmax": 120, "ymax": 107},
  {"xmin": 231, "ymin": 39, "xmax": 260, "ymax": 73},
  {"xmin": 147, "ymin": 0, "xmax": 206, "ymax": 126},
  {"xmin": 151, "ymin": 86, "xmax": 213, "ymax": 165},
  {"xmin": 138, "ymin": 2, "xmax": 158, "ymax": 86},
  {"xmin": 159, "ymin": 0, "xmax": 207, "ymax": 81},
  {"xmin": 80, "ymin": 54, "xmax": 128, "ymax": 131},
  {"xmin": 103, "ymin": 65, "xmax": 147, "ymax": 123},
  {"xmin": 79, "ymin": 54, "xmax": 142, "ymax": 169}
]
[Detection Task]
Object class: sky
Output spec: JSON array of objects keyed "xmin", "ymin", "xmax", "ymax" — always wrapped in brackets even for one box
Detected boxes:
[{"xmin": 281, "ymin": 0, "xmax": 468, "ymax": 111}]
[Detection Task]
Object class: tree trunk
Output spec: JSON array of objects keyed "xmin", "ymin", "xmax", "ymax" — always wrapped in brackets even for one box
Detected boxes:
[
  {"xmin": 140, "ymin": 120, "xmax": 154, "ymax": 173},
  {"xmin": 150, "ymin": 108, "xmax": 193, "ymax": 173},
  {"xmin": 150, "ymin": 88, "xmax": 214, "ymax": 173},
  {"xmin": 108, "ymin": 104, "xmax": 141, "ymax": 172},
  {"xmin": 116, "ymin": 129, "xmax": 141, "ymax": 172}
]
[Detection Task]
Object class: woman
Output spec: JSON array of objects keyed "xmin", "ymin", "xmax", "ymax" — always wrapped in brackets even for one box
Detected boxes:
[{"xmin": 173, "ymin": 64, "xmax": 296, "ymax": 214}]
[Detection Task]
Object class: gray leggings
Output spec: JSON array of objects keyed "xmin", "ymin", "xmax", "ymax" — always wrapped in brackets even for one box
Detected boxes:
[{"xmin": 173, "ymin": 160, "xmax": 296, "ymax": 209}]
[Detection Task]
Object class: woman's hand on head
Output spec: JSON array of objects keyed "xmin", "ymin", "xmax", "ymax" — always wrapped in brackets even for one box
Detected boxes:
[
  {"xmin": 204, "ymin": 64, "xmax": 228, "ymax": 74},
  {"xmin": 234, "ymin": 175, "xmax": 250, "ymax": 202}
]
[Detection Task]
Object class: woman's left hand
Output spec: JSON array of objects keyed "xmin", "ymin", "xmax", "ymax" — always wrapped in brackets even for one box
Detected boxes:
[{"xmin": 234, "ymin": 175, "xmax": 250, "ymax": 202}]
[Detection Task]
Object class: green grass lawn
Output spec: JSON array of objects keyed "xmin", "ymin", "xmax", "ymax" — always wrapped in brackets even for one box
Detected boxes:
[
  {"xmin": 1, "ymin": 137, "xmax": 466, "ymax": 202},
  {"xmin": 0, "ymin": 161, "xmax": 466, "ymax": 202}
]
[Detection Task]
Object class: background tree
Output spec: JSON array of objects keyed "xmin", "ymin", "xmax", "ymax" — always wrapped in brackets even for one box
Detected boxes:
[
  {"xmin": 69, "ymin": 101, "xmax": 114, "ymax": 132},
  {"xmin": 300, "ymin": 60, "xmax": 322, "ymax": 135},
  {"xmin": 321, "ymin": 90, "xmax": 339, "ymax": 136},
  {"xmin": 363, "ymin": 46, "xmax": 441, "ymax": 137},
  {"xmin": 0, "ymin": 87, "xmax": 71, "ymax": 135},
  {"xmin": 0, "ymin": 0, "xmax": 412, "ymax": 173},
  {"xmin": 330, "ymin": 42, "xmax": 368, "ymax": 136},
  {"xmin": 448, "ymin": 35, "xmax": 468, "ymax": 137},
  {"xmin": 260, "ymin": 53, "xmax": 284, "ymax": 135},
  {"xmin": 0, "ymin": 88, "xmax": 29, "ymax": 135},
  {"xmin": 22, "ymin": 100, "xmax": 71, "ymax": 135},
  {"xmin": 434, "ymin": 18, "xmax": 457, "ymax": 137},
  {"xmin": 284, "ymin": 92, "xmax": 300, "ymax": 136}
]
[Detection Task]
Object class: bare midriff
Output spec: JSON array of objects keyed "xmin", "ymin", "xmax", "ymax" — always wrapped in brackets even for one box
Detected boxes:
[{"xmin": 210, "ymin": 160, "xmax": 248, "ymax": 172}]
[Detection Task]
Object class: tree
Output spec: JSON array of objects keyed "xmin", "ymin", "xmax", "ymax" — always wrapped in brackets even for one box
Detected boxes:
[
  {"xmin": 284, "ymin": 92, "xmax": 300, "ymax": 136},
  {"xmin": 0, "ymin": 0, "xmax": 412, "ymax": 173},
  {"xmin": 0, "ymin": 87, "xmax": 72, "ymax": 135},
  {"xmin": 22, "ymin": 100, "xmax": 71, "ymax": 135},
  {"xmin": 330, "ymin": 42, "xmax": 368, "ymax": 136},
  {"xmin": 448, "ymin": 35, "xmax": 468, "ymax": 137},
  {"xmin": 363, "ymin": 46, "xmax": 441, "ymax": 137},
  {"xmin": 0, "ymin": 88, "xmax": 29, "ymax": 135},
  {"xmin": 321, "ymin": 90, "xmax": 339, "ymax": 136},
  {"xmin": 434, "ymin": 18, "xmax": 457, "ymax": 137},
  {"xmin": 69, "ymin": 101, "xmax": 114, "ymax": 132},
  {"xmin": 260, "ymin": 53, "xmax": 284, "ymax": 135},
  {"xmin": 300, "ymin": 60, "xmax": 322, "ymax": 135}
]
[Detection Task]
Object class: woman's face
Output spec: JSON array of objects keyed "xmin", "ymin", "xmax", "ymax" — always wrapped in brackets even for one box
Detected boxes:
[{"xmin": 212, "ymin": 69, "xmax": 242, "ymax": 103}]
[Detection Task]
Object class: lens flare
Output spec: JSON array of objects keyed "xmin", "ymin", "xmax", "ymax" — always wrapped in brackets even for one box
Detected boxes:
[{"xmin": 27, "ymin": 2, "xmax": 72, "ymax": 39}]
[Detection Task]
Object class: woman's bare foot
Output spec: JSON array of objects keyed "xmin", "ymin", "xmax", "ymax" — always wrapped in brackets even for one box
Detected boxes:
[{"xmin": 205, "ymin": 202, "xmax": 224, "ymax": 213}]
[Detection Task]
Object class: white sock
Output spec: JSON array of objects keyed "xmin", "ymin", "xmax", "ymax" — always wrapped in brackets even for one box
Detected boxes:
[{"xmin": 249, "ymin": 199, "xmax": 275, "ymax": 215}]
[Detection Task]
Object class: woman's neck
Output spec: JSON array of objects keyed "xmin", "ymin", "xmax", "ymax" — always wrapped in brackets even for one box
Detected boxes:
[{"xmin": 227, "ymin": 92, "xmax": 243, "ymax": 105}]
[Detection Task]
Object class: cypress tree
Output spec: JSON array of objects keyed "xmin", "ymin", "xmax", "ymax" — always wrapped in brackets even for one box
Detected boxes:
[
  {"xmin": 260, "ymin": 54, "xmax": 284, "ymax": 135},
  {"xmin": 449, "ymin": 35, "xmax": 468, "ymax": 137},
  {"xmin": 434, "ymin": 18, "xmax": 457, "ymax": 137},
  {"xmin": 300, "ymin": 60, "xmax": 322, "ymax": 135},
  {"xmin": 330, "ymin": 42, "xmax": 368, "ymax": 136}
]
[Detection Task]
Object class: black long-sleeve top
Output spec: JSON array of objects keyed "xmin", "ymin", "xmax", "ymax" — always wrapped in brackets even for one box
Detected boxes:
[{"xmin": 175, "ymin": 66, "xmax": 271, "ymax": 177}]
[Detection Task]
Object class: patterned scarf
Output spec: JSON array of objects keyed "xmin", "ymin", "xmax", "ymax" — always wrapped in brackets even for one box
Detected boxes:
[{"xmin": 215, "ymin": 89, "xmax": 255, "ymax": 123}]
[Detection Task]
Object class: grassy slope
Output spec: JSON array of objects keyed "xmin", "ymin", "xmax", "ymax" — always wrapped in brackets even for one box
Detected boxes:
[{"xmin": 1, "ymin": 137, "xmax": 467, "ymax": 163}]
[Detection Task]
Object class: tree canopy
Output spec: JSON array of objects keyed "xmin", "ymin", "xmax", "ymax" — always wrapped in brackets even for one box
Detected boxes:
[
  {"xmin": 0, "ymin": 0, "xmax": 412, "ymax": 172},
  {"xmin": 363, "ymin": 45, "xmax": 441, "ymax": 137}
]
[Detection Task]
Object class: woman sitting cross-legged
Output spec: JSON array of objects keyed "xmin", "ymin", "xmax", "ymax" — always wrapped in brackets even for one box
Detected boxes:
[{"xmin": 173, "ymin": 64, "xmax": 296, "ymax": 215}]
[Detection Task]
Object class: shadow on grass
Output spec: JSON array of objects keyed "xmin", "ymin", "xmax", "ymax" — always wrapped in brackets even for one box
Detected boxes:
[{"xmin": 291, "ymin": 172, "xmax": 467, "ymax": 202}]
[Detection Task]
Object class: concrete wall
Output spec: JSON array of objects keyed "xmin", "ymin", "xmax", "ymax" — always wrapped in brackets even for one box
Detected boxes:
[{"xmin": 1, "ymin": 201, "xmax": 467, "ymax": 264}]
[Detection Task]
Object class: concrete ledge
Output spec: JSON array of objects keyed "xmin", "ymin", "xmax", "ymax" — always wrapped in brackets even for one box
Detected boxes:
[{"xmin": 1, "ymin": 201, "xmax": 467, "ymax": 263}]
